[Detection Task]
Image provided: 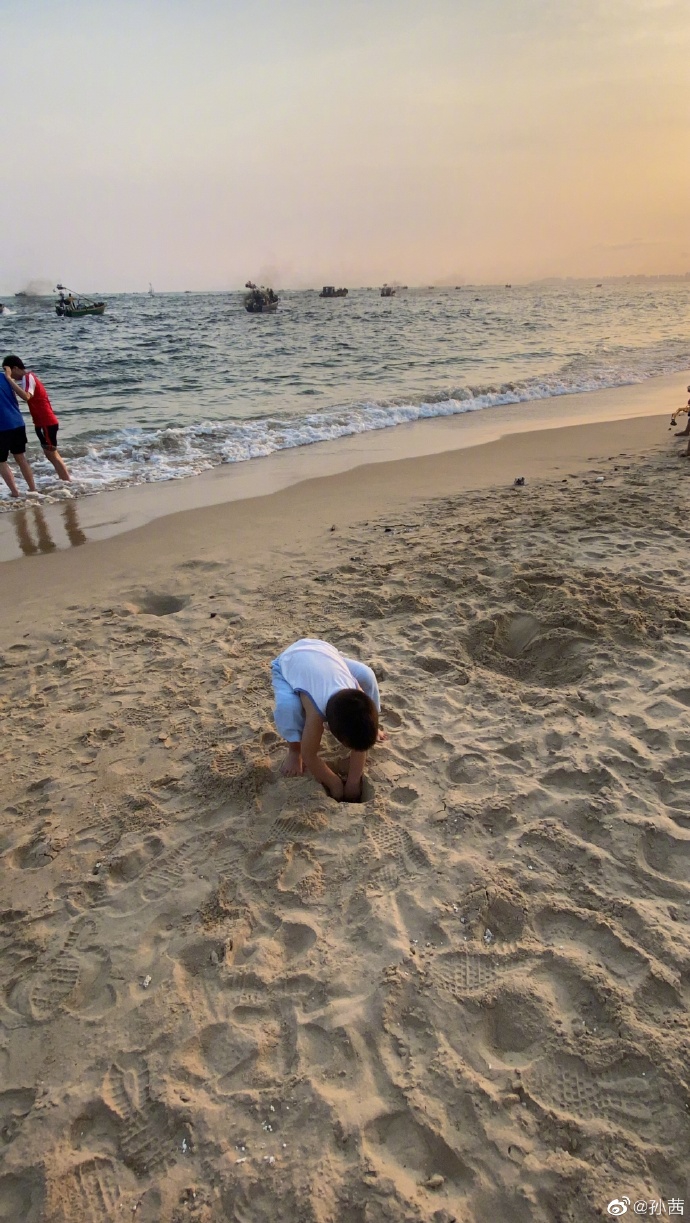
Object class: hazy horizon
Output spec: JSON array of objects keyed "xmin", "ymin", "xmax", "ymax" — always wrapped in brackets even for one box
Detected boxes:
[
  {"xmin": 2, "ymin": 0, "xmax": 689, "ymax": 293},
  {"xmin": 6, "ymin": 275, "xmax": 690, "ymax": 298}
]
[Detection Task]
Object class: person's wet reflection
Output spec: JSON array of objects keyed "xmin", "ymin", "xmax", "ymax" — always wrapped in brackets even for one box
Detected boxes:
[
  {"xmin": 12, "ymin": 505, "xmax": 57, "ymax": 556},
  {"xmin": 62, "ymin": 499, "xmax": 87, "ymax": 547}
]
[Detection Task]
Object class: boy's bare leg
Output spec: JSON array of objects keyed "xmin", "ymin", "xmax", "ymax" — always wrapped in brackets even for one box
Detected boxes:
[
  {"xmin": 280, "ymin": 742, "xmax": 304, "ymax": 776},
  {"xmin": 0, "ymin": 461, "xmax": 19, "ymax": 497},
  {"xmin": 14, "ymin": 454, "xmax": 37, "ymax": 492},
  {"xmin": 676, "ymin": 426, "xmax": 690, "ymax": 436},
  {"xmin": 44, "ymin": 448, "xmax": 71, "ymax": 481}
]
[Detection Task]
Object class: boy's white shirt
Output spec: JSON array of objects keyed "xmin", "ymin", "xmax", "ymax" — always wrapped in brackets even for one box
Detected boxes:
[{"xmin": 277, "ymin": 639, "xmax": 357, "ymax": 718}]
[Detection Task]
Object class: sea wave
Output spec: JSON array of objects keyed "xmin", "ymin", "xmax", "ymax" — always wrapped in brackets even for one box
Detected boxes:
[{"xmin": 2, "ymin": 341, "xmax": 688, "ymax": 502}]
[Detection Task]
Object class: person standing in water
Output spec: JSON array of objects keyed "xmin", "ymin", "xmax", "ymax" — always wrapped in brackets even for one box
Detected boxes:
[
  {"xmin": 0, "ymin": 365, "xmax": 38, "ymax": 497},
  {"xmin": 3, "ymin": 356, "xmax": 71, "ymax": 482}
]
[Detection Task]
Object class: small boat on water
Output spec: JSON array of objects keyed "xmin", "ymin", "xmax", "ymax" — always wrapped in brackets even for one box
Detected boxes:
[
  {"xmin": 244, "ymin": 282, "xmax": 278, "ymax": 313},
  {"xmin": 55, "ymin": 284, "xmax": 106, "ymax": 317},
  {"xmin": 380, "ymin": 284, "xmax": 396, "ymax": 297},
  {"xmin": 319, "ymin": 286, "xmax": 348, "ymax": 298}
]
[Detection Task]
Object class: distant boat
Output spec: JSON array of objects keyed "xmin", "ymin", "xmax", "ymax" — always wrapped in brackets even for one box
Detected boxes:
[
  {"xmin": 596, "ymin": 283, "xmax": 603, "ymax": 288},
  {"xmin": 505, "ymin": 284, "xmax": 512, "ymax": 288},
  {"xmin": 244, "ymin": 281, "xmax": 278, "ymax": 313},
  {"xmin": 380, "ymin": 284, "xmax": 396, "ymax": 297},
  {"xmin": 149, "ymin": 283, "xmax": 155, "ymax": 296},
  {"xmin": 320, "ymin": 286, "xmax": 348, "ymax": 297},
  {"xmin": 55, "ymin": 283, "xmax": 106, "ymax": 317}
]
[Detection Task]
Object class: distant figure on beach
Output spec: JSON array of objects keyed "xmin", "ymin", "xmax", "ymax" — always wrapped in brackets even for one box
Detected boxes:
[
  {"xmin": 272, "ymin": 638, "xmax": 381, "ymax": 801},
  {"xmin": 672, "ymin": 384, "xmax": 690, "ymax": 441},
  {"xmin": 3, "ymin": 357, "xmax": 71, "ymax": 482},
  {"xmin": 0, "ymin": 365, "xmax": 38, "ymax": 498}
]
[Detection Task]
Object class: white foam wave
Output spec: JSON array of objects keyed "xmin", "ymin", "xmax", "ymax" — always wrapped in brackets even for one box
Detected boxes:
[{"xmin": 1, "ymin": 345, "xmax": 688, "ymax": 503}]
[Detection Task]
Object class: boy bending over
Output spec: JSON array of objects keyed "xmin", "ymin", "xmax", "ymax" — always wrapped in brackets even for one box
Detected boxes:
[{"xmin": 272, "ymin": 638, "xmax": 380, "ymax": 801}]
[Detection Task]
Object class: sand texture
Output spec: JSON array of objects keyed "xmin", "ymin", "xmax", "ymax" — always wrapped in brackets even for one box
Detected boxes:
[{"xmin": 1, "ymin": 443, "xmax": 689, "ymax": 1221}]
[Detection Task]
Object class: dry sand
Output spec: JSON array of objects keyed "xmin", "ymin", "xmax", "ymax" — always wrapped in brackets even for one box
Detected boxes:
[{"xmin": 1, "ymin": 406, "xmax": 689, "ymax": 1222}]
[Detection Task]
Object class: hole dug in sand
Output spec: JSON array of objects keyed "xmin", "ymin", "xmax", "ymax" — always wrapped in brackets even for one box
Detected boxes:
[
  {"xmin": 0, "ymin": 1170, "xmax": 45, "ymax": 1223},
  {"xmin": 482, "ymin": 988, "xmax": 550, "ymax": 1063},
  {"xmin": 278, "ymin": 920, "xmax": 318, "ymax": 960},
  {"xmin": 364, "ymin": 1110, "xmax": 472, "ymax": 1192},
  {"xmin": 124, "ymin": 592, "xmax": 190, "ymax": 617},
  {"xmin": 468, "ymin": 610, "xmax": 592, "ymax": 685}
]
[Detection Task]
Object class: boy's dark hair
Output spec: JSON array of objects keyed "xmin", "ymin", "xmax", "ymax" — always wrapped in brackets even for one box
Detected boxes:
[
  {"xmin": 3, "ymin": 356, "xmax": 24, "ymax": 370},
  {"xmin": 325, "ymin": 688, "xmax": 378, "ymax": 751}
]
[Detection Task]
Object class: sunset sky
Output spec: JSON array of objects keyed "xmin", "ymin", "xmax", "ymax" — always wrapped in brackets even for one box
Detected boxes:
[{"xmin": 2, "ymin": 0, "xmax": 689, "ymax": 291}]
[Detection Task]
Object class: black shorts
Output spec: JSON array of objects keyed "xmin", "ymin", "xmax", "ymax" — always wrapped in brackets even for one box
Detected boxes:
[
  {"xmin": 35, "ymin": 424, "xmax": 59, "ymax": 450},
  {"xmin": 0, "ymin": 426, "xmax": 27, "ymax": 463}
]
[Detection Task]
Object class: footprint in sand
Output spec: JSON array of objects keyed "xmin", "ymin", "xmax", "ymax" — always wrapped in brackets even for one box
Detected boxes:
[
  {"xmin": 102, "ymin": 1060, "xmax": 190, "ymax": 1175},
  {"xmin": 524, "ymin": 1054, "xmax": 673, "ymax": 1139},
  {"xmin": 362, "ymin": 818, "xmax": 429, "ymax": 890},
  {"xmin": 640, "ymin": 826, "xmax": 690, "ymax": 882},
  {"xmin": 47, "ymin": 1157, "xmax": 125, "ymax": 1223},
  {"xmin": 10, "ymin": 835, "xmax": 59, "ymax": 869},
  {"xmin": 5, "ymin": 923, "xmax": 115, "ymax": 1023},
  {"xmin": 429, "ymin": 950, "xmax": 517, "ymax": 997},
  {"xmin": 534, "ymin": 907, "xmax": 650, "ymax": 985}
]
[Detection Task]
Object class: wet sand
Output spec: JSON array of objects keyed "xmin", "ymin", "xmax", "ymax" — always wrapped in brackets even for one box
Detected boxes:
[{"xmin": 0, "ymin": 367, "xmax": 686, "ymax": 564}]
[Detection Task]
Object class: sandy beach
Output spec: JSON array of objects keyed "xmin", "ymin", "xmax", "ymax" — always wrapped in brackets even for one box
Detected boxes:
[{"xmin": 1, "ymin": 385, "xmax": 689, "ymax": 1222}]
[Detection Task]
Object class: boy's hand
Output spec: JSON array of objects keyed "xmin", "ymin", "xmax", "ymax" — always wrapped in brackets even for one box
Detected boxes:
[
  {"xmin": 328, "ymin": 776, "xmax": 345, "ymax": 801},
  {"xmin": 343, "ymin": 777, "xmax": 362, "ymax": 802}
]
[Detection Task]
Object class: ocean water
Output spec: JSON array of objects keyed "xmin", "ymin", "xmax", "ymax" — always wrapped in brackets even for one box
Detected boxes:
[{"xmin": 1, "ymin": 282, "xmax": 689, "ymax": 502}]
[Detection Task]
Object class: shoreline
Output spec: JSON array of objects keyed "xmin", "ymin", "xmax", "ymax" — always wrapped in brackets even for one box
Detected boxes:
[
  {"xmin": 0, "ymin": 368, "xmax": 685, "ymax": 567},
  {"xmin": 1, "ymin": 406, "xmax": 687, "ymax": 634}
]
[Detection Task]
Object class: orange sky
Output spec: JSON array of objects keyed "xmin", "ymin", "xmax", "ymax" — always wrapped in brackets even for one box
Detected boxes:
[{"xmin": 2, "ymin": 0, "xmax": 689, "ymax": 290}]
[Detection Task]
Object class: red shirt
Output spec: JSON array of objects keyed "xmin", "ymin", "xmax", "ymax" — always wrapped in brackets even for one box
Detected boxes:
[{"xmin": 21, "ymin": 373, "xmax": 58, "ymax": 428}]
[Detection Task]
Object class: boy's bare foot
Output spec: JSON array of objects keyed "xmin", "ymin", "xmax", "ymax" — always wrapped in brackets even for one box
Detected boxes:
[{"xmin": 280, "ymin": 746, "xmax": 304, "ymax": 776}]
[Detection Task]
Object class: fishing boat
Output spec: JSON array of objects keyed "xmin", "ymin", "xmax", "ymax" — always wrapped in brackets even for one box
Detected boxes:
[
  {"xmin": 55, "ymin": 284, "xmax": 106, "ymax": 317},
  {"xmin": 244, "ymin": 282, "xmax": 278, "ymax": 313},
  {"xmin": 380, "ymin": 284, "xmax": 396, "ymax": 297},
  {"xmin": 319, "ymin": 286, "xmax": 348, "ymax": 298}
]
